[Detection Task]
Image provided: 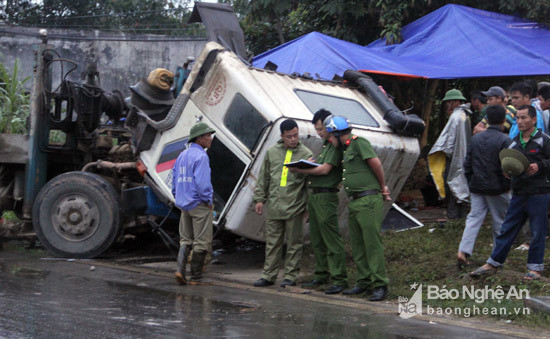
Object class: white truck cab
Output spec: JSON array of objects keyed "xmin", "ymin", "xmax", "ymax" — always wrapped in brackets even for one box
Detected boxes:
[{"xmin": 131, "ymin": 41, "xmax": 422, "ymax": 241}]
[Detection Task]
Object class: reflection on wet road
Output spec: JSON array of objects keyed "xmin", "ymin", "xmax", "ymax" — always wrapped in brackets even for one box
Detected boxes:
[{"xmin": 0, "ymin": 252, "xmax": 506, "ymax": 338}]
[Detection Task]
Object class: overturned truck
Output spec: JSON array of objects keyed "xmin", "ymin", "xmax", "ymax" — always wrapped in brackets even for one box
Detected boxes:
[
  {"xmin": 131, "ymin": 40, "xmax": 424, "ymax": 242},
  {"xmin": 0, "ymin": 4, "xmax": 424, "ymax": 258}
]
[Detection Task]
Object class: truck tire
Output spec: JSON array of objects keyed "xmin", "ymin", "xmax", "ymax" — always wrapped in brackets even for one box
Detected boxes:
[{"xmin": 33, "ymin": 171, "xmax": 121, "ymax": 258}]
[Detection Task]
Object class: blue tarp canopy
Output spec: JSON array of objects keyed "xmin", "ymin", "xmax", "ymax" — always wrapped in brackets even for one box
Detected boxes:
[
  {"xmin": 252, "ymin": 32, "xmax": 435, "ymax": 79},
  {"xmin": 252, "ymin": 4, "xmax": 550, "ymax": 79}
]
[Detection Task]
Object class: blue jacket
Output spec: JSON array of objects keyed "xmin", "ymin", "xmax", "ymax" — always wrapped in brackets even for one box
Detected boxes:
[{"xmin": 172, "ymin": 143, "xmax": 213, "ymax": 210}]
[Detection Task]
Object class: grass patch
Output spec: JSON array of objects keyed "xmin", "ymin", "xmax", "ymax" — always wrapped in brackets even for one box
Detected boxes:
[
  {"xmin": 384, "ymin": 219, "xmax": 550, "ymax": 327},
  {"xmin": 301, "ymin": 218, "xmax": 550, "ymax": 328}
]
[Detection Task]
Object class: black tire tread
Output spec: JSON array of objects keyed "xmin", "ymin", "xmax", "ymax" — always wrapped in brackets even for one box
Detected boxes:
[{"xmin": 33, "ymin": 171, "xmax": 121, "ymax": 258}]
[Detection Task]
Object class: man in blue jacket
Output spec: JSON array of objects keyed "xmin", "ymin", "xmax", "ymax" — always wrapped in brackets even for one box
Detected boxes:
[{"xmin": 172, "ymin": 122, "xmax": 215, "ymax": 284}]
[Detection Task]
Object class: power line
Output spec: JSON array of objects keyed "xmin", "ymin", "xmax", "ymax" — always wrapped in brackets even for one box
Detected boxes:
[
  {"xmin": 0, "ymin": 28, "xmax": 207, "ymax": 42},
  {"xmin": 17, "ymin": 22, "xmax": 200, "ymax": 29},
  {"xmin": 12, "ymin": 24, "xmax": 206, "ymax": 33},
  {"xmin": 46, "ymin": 27, "xmax": 202, "ymax": 32},
  {"xmin": 48, "ymin": 7, "xmax": 194, "ymax": 20}
]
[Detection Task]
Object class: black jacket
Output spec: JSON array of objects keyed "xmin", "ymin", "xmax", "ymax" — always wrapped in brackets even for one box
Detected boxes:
[
  {"xmin": 509, "ymin": 129, "xmax": 550, "ymax": 196},
  {"xmin": 463, "ymin": 126, "xmax": 511, "ymax": 195}
]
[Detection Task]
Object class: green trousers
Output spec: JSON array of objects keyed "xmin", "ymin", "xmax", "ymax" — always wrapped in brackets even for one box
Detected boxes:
[
  {"xmin": 308, "ymin": 192, "xmax": 347, "ymax": 286},
  {"xmin": 261, "ymin": 213, "xmax": 304, "ymax": 282},
  {"xmin": 179, "ymin": 203, "xmax": 213, "ymax": 253},
  {"xmin": 348, "ymin": 194, "xmax": 389, "ymax": 289}
]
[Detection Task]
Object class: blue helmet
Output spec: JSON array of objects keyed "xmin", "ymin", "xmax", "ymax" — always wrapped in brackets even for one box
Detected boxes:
[{"xmin": 324, "ymin": 115, "xmax": 350, "ymax": 135}]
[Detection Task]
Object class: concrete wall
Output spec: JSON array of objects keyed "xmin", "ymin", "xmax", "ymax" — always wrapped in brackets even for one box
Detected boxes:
[{"xmin": 0, "ymin": 25, "xmax": 208, "ymax": 95}]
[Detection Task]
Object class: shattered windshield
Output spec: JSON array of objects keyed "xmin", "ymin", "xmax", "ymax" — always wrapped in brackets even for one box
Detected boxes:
[{"xmin": 295, "ymin": 89, "xmax": 379, "ymax": 128}]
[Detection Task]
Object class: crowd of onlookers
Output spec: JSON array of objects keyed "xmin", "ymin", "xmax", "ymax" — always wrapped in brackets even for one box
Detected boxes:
[{"xmin": 427, "ymin": 80, "xmax": 550, "ymax": 280}]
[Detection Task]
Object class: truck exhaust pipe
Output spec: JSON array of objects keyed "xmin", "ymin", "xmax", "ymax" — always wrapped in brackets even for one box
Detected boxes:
[{"xmin": 343, "ymin": 70, "xmax": 425, "ymax": 137}]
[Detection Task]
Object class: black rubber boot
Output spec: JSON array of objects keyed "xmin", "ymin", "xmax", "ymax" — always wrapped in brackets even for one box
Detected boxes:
[
  {"xmin": 190, "ymin": 250, "xmax": 207, "ymax": 281},
  {"xmin": 175, "ymin": 245, "xmax": 190, "ymax": 285}
]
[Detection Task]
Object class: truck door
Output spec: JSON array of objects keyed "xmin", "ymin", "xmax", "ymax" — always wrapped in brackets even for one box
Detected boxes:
[{"xmin": 207, "ymin": 93, "xmax": 269, "ymax": 224}]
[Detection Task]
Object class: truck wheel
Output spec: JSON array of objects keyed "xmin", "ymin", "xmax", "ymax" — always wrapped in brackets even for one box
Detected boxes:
[{"xmin": 33, "ymin": 171, "xmax": 121, "ymax": 258}]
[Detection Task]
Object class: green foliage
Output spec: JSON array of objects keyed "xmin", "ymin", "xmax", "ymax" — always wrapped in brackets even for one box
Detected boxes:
[
  {"xmin": 228, "ymin": 0, "xmax": 550, "ymax": 55},
  {"xmin": 0, "ymin": 0, "xmax": 204, "ymax": 36},
  {"xmin": 1, "ymin": 210, "xmax": 20, "ymax": 222},
  {"xmin": 499, "ymin": 0, "xmax": 550, "ymax": 28},
  {"xmin": 4, "ymin": 1, "xmax": 548, "ymax": 54},
  {"xmin": 0, "ymin": 59, "xmax": 30, "ymax": 134},
  {"xmin": 377, "ymin": 0, "xmax": 409, "ymax": 44}
]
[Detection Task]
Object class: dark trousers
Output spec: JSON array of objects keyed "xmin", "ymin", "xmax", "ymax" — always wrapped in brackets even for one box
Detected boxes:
[{"xmin": 487, "ymin": 194, "xmax": 550, "ymax": 272}]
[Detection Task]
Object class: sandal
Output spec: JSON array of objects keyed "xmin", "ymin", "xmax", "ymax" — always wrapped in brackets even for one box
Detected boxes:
[
  {"xmin": 457, "ymin": 251, "xmax": 470, "ymax": 266},
  {"xmin": 469, "ymin": 265, "xmax": 497, "ymax": 277},
  {"xmin": 523, "ymin": 271, "xmax": 541, "ymax": 281},
  {"xmin": 515, "ymin": 244, "xmax": 529, "ymax": 251}
]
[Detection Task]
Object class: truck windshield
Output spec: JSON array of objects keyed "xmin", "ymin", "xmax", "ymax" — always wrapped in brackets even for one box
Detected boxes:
[
  {"xmin": 223, "ymin": 93, "xmax": 268, "ymax": 150},
  {"xmin": 295, "ymin": 89, "xmax": 379, "ymax": 128}
]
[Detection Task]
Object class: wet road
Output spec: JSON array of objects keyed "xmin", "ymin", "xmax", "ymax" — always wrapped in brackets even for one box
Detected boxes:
[{"xmin": 0, "ymin": 250, "xmax": 515, "ymax": 338}]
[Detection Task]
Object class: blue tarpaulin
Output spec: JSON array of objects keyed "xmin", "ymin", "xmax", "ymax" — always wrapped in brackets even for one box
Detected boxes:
[
  {"xmin": 252, "ymin": 32, "xmax": 435, "ymax": 79},
  {"xmin": 252, "ymin": 4, "xmax": 550, "ymax": 79}
]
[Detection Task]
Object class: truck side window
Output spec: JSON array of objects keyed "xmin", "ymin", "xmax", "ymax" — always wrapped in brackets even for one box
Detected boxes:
[
  {"xmin": 295, "ymin": 89, "xmax": 379, "ymax": 128},
  {"xmin": 223, "ymin": 94, "xmax": 268, "ymax": 150}
]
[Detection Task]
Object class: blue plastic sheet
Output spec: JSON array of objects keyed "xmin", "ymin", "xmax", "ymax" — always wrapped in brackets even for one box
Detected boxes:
[
  {"xmin": 253, "ymin": 32, "xmax": 436, "ymax": 79},
  {"xmin": 252, "ymin": 4, "xmax": 550, "ymax": 79}
]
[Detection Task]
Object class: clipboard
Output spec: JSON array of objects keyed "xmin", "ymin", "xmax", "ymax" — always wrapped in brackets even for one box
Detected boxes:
[{"xmin": 283, "ymin": 159, "xmax": 320, "ymax": 169}]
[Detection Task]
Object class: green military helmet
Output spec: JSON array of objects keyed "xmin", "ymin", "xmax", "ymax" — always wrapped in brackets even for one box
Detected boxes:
[
  {"xmin": 189, "ymin": 122, "xmax": 215, "ymax": 141},
  {"xmin": 499, "ymin": 148, "xmax": 529, "ymax": 176},
  {"xmin": 442, "ymin": 89, "xmax": 467, "ymax": 102}
]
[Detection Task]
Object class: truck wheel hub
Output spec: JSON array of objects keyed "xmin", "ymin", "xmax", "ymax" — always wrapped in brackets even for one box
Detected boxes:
[{"xmin": 52, "ymin": 194, "xmax": 100, "ymax": 241}]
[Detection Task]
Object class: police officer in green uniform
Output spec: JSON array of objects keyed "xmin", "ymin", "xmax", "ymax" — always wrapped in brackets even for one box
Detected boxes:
[
  {"xmin": 253, "ymin": 119, "xmax": 313, "ymax": 288},
  {"xmin": 289, "ymin": 109, "xmax": 348, "ymax": 294},
  {"xmin": 325, "ymin": 116, "xmax": 391, "ymax": 301}
]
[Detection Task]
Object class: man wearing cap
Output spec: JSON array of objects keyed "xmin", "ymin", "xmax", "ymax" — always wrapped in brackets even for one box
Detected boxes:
[
  {"xmin": 469, "ymin": 90, "xmax": 487, "ymax": 125},
  {"xmin": 473, "ymin": 86, "xmax": 516, "ymax": 135},
  {"xmin": 457, "ymin": 105, "xmax": 511, "ymax": 265},
  {"xmin": 428, "ymin": 89, "xmax": 472, "ymax": 220},
  {"xmin": 324, "ymin": 116, "xmax": 391, "ymax": 301},
  {"xmin": 471, "ymin": 105, "xmax": 550, "ymax": 280},
  {"xmin": 172, "ymin": 122, "xmax": 216, "ymax": 284},
  {"xmin": 289, "ymin": 109, "xmax": 348, "ymax": 294},
  {"xmin": 253, "ymin": 119, "xmax": 313, "ymax": 288}
]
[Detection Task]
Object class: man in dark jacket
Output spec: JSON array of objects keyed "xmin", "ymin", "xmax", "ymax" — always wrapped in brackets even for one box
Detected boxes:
[
  {"xmin": 457, "ymin": 105, "xmax": 511, "ymax": 264},
  {"xmin": 471, "ymin": 105, "xmax": 550, "ymax": 280}
]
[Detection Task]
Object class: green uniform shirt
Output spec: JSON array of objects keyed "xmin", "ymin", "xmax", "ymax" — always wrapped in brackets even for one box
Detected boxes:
[
  {"xmin": 308, "ymin": 139, "xmax": 342, "ymax": 189},
  {"xmin": 342, "ymin": 135, "xmax": 380, "ymax": 194},
  {"xmin": 253, "ymin": 140, "xmax": 313, "ymax": 219}
]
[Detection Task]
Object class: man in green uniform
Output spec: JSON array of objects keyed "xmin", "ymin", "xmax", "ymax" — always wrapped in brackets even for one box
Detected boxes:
[
  {"xmin": 289, "ymin": 109, "xmax": 348, "ymax": 294},
  {"xmin": 324, "ymin": 115, "xmax": 391, "ymax": 301},
  {"xmin": 253, "ymin": 119, "xmax": 313, "ymax": 287}
]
